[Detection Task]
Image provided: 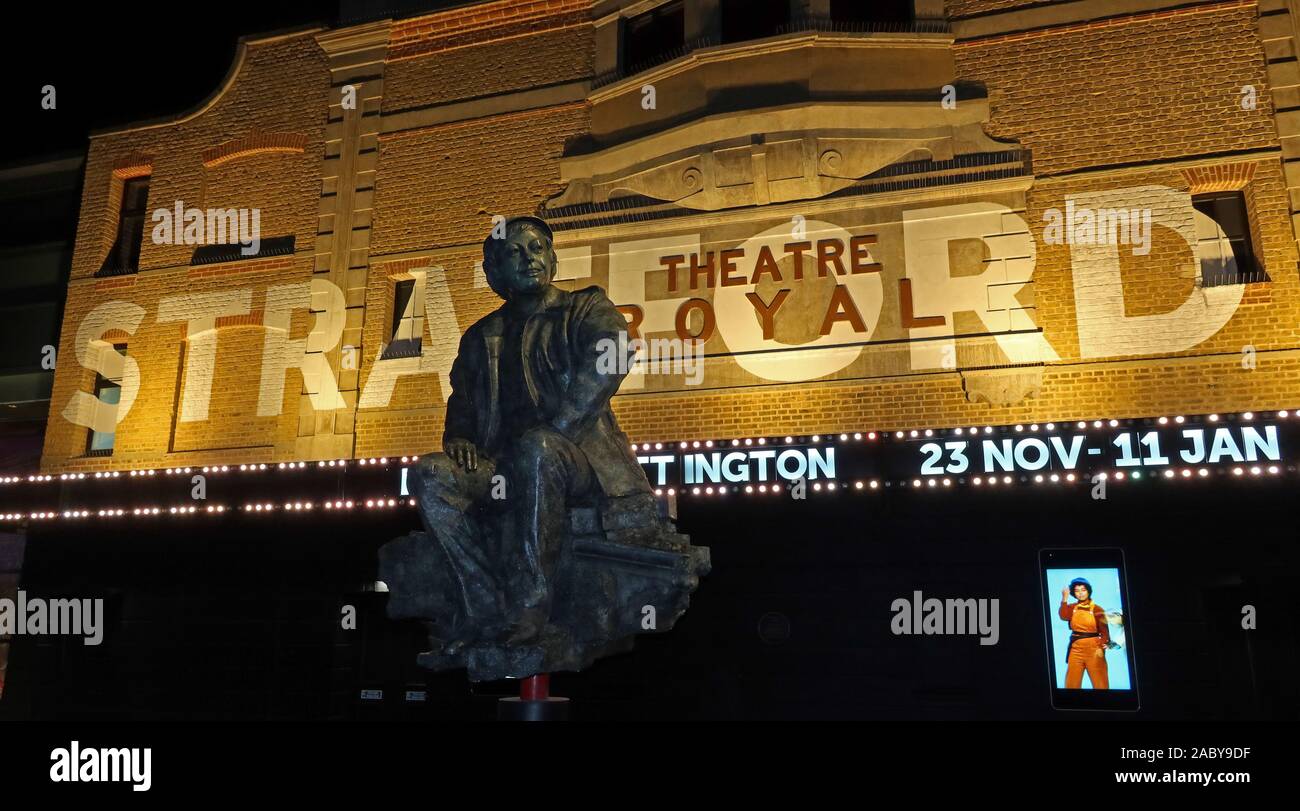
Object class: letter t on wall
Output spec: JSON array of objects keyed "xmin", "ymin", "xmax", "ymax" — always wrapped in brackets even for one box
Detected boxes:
[{"xmin": 157, "ymin": 290, "xmax": 252, "ymax": 422}]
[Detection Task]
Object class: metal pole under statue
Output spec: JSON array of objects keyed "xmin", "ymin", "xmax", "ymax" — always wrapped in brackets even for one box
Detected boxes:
[
  {"xmin": 498, "ymin": 674, "xmax": 569, "ymax": 721},
  {"xmin": 379, "ymin": 216, "xmax": 709, "ymax": 720}
]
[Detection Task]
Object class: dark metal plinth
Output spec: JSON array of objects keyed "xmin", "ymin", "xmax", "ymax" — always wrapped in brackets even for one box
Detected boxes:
[{"xmin": 497, "ymin": 696, "xmax": 570, "ymax": 721}]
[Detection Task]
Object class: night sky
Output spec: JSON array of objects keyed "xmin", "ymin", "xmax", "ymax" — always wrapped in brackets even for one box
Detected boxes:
[{"xmin": 2, "ymin": 2, "xmax": 467, "ymax": 166}]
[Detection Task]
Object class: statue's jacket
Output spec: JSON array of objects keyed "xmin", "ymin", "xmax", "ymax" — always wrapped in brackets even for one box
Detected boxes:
[{"xmin": 443, "ymin": 284, "xmax": 651, "ymax": 499}]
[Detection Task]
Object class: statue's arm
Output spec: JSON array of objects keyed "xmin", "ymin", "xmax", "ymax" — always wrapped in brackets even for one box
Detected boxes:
[
  {"xmin": 442, "ymin": 331, "xmax": 478, "ymax": 446},
  {"xmin": 551, "ymin": 289, "xmax": 633, "ymax": 439}
]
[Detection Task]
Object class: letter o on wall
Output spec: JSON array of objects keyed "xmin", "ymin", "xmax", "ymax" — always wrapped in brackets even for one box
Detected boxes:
[
  {"xmin": 1013, "ymin": 438, "xmax": 1050, "ymax": 471},
  {"xmin": 776, "ymin": 449, "xmax": 808, "ymax": 480},
  {"xmin": 675, "ymin": 298, "xmax": 715, "ymax": 341}
]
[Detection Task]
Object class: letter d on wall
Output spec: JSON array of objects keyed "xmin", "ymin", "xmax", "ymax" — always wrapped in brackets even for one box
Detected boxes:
[
  {"xmin": 1071, "ymin": 185, "xmax": 1243, "ymax": 358},
  {"xmin": 62, "ymin": 301, "xmax": 145, "ymax": 432}
]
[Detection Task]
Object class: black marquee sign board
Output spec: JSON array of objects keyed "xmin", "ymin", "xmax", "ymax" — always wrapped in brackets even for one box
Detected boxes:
[{"xmin": 631, "ymin": 413, "xmax": 1292, "ymax": 488}]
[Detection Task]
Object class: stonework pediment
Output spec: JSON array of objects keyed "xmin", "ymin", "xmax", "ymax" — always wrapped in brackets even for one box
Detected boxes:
[{"xmin": 547, "ymin": 99, "xmax": 1016, "ymax": 212}]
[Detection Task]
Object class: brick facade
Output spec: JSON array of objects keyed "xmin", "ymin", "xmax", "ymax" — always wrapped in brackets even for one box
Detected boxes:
[{"xmin": 35, "ymin": 0, "xmax": 1300, "ymax": 473}]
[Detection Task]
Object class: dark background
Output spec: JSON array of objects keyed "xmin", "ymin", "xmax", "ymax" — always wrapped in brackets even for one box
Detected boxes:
[{"xmin": 2, "ymin": 473, "xmax": 1295, "ymax": 721}]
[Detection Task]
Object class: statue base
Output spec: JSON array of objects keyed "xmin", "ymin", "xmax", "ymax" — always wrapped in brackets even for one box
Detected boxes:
[
  {"xmin": 497, "ymin": 674, "xmax": 569, "ymax": 721},
  {"xmin": 381, "ymin": 494, "xmax": 710, "ymax": 682},
  {"xmin": 498, "ymin": 697, "xmax": 570, "ymax": 722}
]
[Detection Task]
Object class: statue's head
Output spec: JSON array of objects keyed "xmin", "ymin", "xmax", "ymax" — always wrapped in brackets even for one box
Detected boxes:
[{"xmin": 481, "ymin": 216, "xmax": 557, "ymax": 300}]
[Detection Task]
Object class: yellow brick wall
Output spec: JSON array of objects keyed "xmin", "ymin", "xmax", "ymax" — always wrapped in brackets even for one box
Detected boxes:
[
  {"xmin": 952, "ymin": 2, "xmax": 1275, "ymax": 177},
  {"xmin": 36, "ymin": 1, "xmax": 1300, "ymax": 472},
  {"xmin": 384, "ymin": 26, "xmax": 593, "ymax": 112},
  {"xmin": 946, "ymin": 0, "xmax": 1068, "ymax": 16},
  {"xmin": 69, "ymin": 35, "xmax": 327, "ymax": 281},
  {"xmin": 370, "ymin": 104, "xmax": 590, "ymax": 253}
]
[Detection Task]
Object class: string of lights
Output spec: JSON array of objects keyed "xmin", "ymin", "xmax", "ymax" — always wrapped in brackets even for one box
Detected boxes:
[
  {"xmin": 645, "ymin": 462, "xmax": 1285, "ymax": 498},
  {"xmin": 0, "ymin": 498, "xmax": 420, "ymax": 523},
  {"xmin": 0, "ymin": 410, "xmax": 1290, "ymax": 522},
  {"xmin": 2, "ymin": 409, "xmax": 1287, "ymax": 486}
]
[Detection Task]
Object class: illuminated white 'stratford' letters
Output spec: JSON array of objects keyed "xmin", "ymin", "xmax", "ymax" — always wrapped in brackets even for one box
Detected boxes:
[
  {"xmin": 714, "ymin": 221, "xmax": 884, "ymax": 382},
  {"xmin": 1070, "ymin": 185, "xmax": 1242, "ymax": 358},
  {"xmin": 62, "ymin": 301, "xmax": 145, "ymax": 434},
  {"xmin": 157, "ymin": 290, "xmax": 252, "ymax": 422}
]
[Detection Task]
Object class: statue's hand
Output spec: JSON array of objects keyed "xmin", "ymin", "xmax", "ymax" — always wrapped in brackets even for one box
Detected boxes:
[{"xmin": 445, "ymin": 438, "xmax": 479, "ymax": 471}]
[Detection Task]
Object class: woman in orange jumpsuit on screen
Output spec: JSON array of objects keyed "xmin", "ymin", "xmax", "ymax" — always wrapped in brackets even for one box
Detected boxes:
[{"xmin": 1059, "ymin": 577, "xmax": 1109, "ymax": 689}]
